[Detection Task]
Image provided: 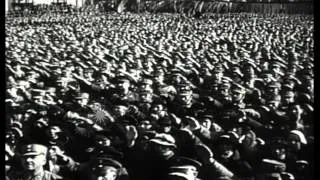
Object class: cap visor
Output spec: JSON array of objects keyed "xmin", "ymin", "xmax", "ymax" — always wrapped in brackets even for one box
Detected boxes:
[
  {"xmin": 22, "ymin": 152, "xmax": 43, "ymax": 156},
  {"xmin": 150, "ymin": 139, "xmax": 176, "ymax": 148}
]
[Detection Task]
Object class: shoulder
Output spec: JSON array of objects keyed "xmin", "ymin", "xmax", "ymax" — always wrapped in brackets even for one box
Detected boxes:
[{"xmin": 7, "ymin": 170, "xmax": 25, "ymax": 180}]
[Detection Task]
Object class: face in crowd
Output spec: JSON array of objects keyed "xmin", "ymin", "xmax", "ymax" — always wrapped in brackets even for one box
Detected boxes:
[
  {"xmin": 21, "ymin": 150, "xmax": 47, "ymax": 172},
  {"xmin": 113, "ymin": 105, "xmax": 128, "ymax": 118},
  {"xmin": 90, "ymin": 166, "xmax": 118, "ymax": 180},
  {"xmin": 270, "ymin": 145, "xmax": 286, "ymax": 161},
  {"xmin": 115, "ymin": 80, "xmax": 130, "ymax": 94},
  {"xmin": 45, "ymin": 126, "xmax": 62, "ymax": 141}
]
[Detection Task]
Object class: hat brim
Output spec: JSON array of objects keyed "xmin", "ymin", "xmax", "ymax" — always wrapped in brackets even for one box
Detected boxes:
[
  {"xmin": 22, "ymin": 152, "xmax": 44, "ymax": 156},
  {"xmin": 150, "ymin": 139, "xmax": 177, "ymax": 148}
]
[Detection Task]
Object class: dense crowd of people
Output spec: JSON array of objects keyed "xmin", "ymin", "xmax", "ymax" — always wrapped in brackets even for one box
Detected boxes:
[{"xmin": 5, "ymin": 11, "xmax": 313, "ymax": 180}]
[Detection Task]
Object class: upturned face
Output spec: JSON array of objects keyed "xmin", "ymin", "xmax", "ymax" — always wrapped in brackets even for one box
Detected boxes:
[{"xmin": 91, "ymin": 166, "xmax": 118, "ymax": 180}]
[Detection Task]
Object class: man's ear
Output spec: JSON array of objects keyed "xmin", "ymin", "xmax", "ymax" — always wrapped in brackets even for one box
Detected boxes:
[{"xmin": 41, "ymin": 154, "xmax": 47, "ymax": 165}]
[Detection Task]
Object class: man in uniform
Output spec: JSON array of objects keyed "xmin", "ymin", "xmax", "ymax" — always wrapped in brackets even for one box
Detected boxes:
[
  {"xmin": 167, "ymin": 81, "xmax": 203, "ymax": 118},
  {"xmin": 7, "ymin": 144, "xmax": 63, "ymax": 180}
]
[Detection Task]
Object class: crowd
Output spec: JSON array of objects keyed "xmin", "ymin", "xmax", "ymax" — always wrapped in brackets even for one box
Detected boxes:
[{"xmin": 5, "ymin": 11, "xmax": 313, "ymax": 180}]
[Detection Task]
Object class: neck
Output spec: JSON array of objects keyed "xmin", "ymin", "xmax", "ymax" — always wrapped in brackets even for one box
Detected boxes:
[{"xmin": 27, "ymin": 166, "xmax": 44, "ymax": 176}]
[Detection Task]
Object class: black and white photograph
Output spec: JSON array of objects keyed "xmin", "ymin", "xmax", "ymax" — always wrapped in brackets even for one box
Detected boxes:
[{"xmin": 5, "ymin": 0, "xmax": 314, "ymax": 180}]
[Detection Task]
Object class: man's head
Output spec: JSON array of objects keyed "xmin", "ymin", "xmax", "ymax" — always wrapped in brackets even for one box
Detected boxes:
[
  {"xmin": 218, "ymin": 81, "xmax": 231, "ymax": 100},
  {"xmin": 138, "ymin": 119, "xmax": 153, "ymax": 132},
  {"xmin": 281, "ymin": 91, "xmax": 295, "ymax": 105},
  {"xmin": 115, "ymin": 75, "xmax": 131, "ymax": 94},
  {"xmin": 212, "ymin": 68, "xmax": 224, "ymax": 82},
  {"xmin": 231, "ymin": 84, "xmax": 246, "ymax": 102},
  {"xmin": 20, "ymin": 144, "xmax": 48, "ymax": 171},
  {"xmin": 266, "ymin": 82, "xmax": 281, "ymax": 97},
  {"xmin": 113, "ymin": 103, "xmax": 128, "ymax": 118},
  {"xmin": 45, "ymin": 125, "xmax": 62, "ymax": 141},
  {"xmin": 287, "ymin": 130, "xmax": 307, "ymax": 151},
  {"xmin": 216, "ymin": 134, "xmax": 239, "ymax": 159},
  {"xmin": 75, "ymin": 92, "xmax": 90, "ymax": 107},
  {"xmin": 94, "ymin": 133, "xmax": 111, "ymax": 147},
  {"xmin": 266, "ymin": 95, "xmax": 281, "ymax": 110},
  {"xmin": 268, "ymin": 140, "xmax": 287, "ymax": 161},
  {"xmin": 169, "ymin": 157, "xmax": 202, "ymax": 180},
  {"xmin": 176, "ymin": 82, "xmax": 193, "ymax": 106},
  {"xmin": 199, "ymin": 115, "xmax": 213, "ymax": 130},
  {"xmin": 149, "ymin": 133, "xmax": 176, "ymax": 157},
  {"xmin": 90, "ymin": 158, "xmax": 122, "ymax": 180},
  {"xmin": 139, "ymin": 89, "xmax": 153, "ymax": 103},
  {"xmin": 158, "ymin": 117, "xmax": 172, "ymax": 133}
]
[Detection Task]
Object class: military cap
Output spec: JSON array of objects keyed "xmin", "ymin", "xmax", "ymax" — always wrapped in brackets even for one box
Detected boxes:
[
  {"xmin": 140, "ymin": 88, "xmax": 153, "ymax": 94},
  {"xmin": 178, "ymin": 81, "xmax": 193, "ymax": 92},
  {"xmin": 140, "ymin": 78, "xmax": 153, "ymax": 85},
  {"xmin": 8, "ymin": 127, "xmax": 23, "ymax": 138},
  {"xmin": 91, "ymin": 157, "xmax": 122, "ymax": 170},
  {"xmin": 21, "ymin": 144, "xmax": 48, "ymax": 156},
  {"xmin": 149, "ymin": 133, "xmax": 176, "ymax": 148},
  {"xmin": 268, "ymin": 95, "xmax": 282, "ymax": 103},
  {"xmin": 282, "ymin": 81, "xmax": 295, "ymax": 90},
  {"xmin": 270, "ymin": 60, "xmax": 286, "ymax": 69},
  {"xmin": 295, "ymin": 160, "xmax": 309, "ymax": 167},
  {"xmin": 212, "ymin": 66, "xmax": 224, "ymax": 73},
  {"xmin": 170, "ymin": 156, "xmax": 202, "ymax": 170},
  {"xmin": 231, "ymin": 83, "xmax": 246, "ymax": 94},
  {"xmin": 218, "ymin": 130, "xmax": 241, "ymax": 144},
  {"xmin": 75, "ymin": 92, "xmax": 90, "ymax": 100},
  {"xmin": 280, "ymin": 172, "xmax": 295, "ymax": 180},
  {"xmin": 167, "ymin": 172, "xmax": 192, "ymax": 180},
  {"xmin": 198, "ymin": 113, "xmax": 214, "ymax": 121},
  {"xmin": 114, "ymin": 74, "xmax": 136, "ymax": 84},
  {"xmin": 171, "ymin": 69, "xmax": 186, "ymax": 78},
  {"xmin": 260, "ymin": 159, "xmax": 286, "ymax": 173},
  {"xmin": 282, "ymin": 91, "xmax": 295, "ymax": 97},
  {"xmin": 289, "ymin": 130, "xmax": 307, "ymax": 145},
  {"xmin": 241, "ymin": 59, "xmax": 257, "ymax": 69},
  {"xmin": 302, "ymin": 61, "xmax": 313, "ymax": 68},
  {"xmin": 31, "ymin": 89, "xmax": 46, "ymax": 99},
  {"xmin": 219, "ymin": 81, "xmax": 231, "ymax": 89},
  {"xmin": 267, "ymin": 81, "xmax": 281, "ymax": 89},
  {"xmin": 11, "ymin": 121, "xmax": 23, "ymax": 129},
  {"xmin": 25, "ymin": 70, "xmax": 38, "ymax": 76}
]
